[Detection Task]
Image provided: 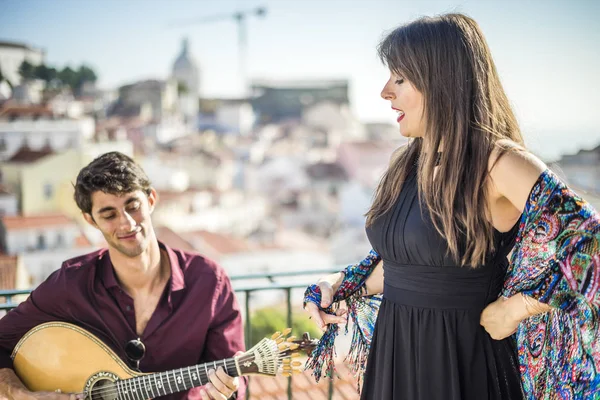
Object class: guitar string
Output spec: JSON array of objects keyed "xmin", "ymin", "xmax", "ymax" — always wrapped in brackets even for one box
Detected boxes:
[
  {"xmin": 87, "ymin": 358, "xmax": 290, "ymax": 398},
  {"xmin": 87, "ymin": 361, "xmax": 235, "ymax": 398},
  {"xmin": 87, "ymin": 358, "xmax": 292, "ymax": 400},
  {"xmin": 87, "ymin": 345, "xmax": 299, "ymax": 398}
]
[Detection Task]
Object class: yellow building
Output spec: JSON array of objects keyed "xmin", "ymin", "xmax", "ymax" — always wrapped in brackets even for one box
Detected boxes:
[{"xmin": 1, "ymin": 141, "xmax": 133, "ymax": 219}]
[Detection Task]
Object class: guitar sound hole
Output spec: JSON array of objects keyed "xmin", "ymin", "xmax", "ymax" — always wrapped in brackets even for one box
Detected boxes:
[{"xmin": 89, "ymin": 379, "xmax": 118, "ymax": 400}]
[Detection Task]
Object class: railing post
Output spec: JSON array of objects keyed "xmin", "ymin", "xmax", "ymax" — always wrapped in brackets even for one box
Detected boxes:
[
  {"xmin": 245, "ymin": 290, "xmax": 251, "ymax": 398},
  {"xmin": 328, "ymin": 378, "xmax": 334, "ymax": 399},
  {"xmin": 286, "ymin": 287, "xmax": 292, "ymax": 400}
]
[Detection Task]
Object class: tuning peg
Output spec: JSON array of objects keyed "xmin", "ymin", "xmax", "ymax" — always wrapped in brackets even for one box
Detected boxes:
[
  {"xmin": 282, "ymin": 372, "xmax": 292, "ymax": 377},
  {"xmin": 287, "ymin": 336, "xmax": 297, "ymax": 342},
  {"xmin": 282, "ymin": 328, "xmax": 292, "ymax": 336},
  {"xmin": 278, "ymin": 343, "xmax": 289, "ymax": 351},
  {"xmin": 271, "ymin": 331, "xmax": 282, "ymax": 340},
  {"xmin": 292, "ymin": 361, "xmax": 303, "ymax": 367},
  {"xmin": 288, "ymin": 343, "xmax": 299, "ymax": 351}
]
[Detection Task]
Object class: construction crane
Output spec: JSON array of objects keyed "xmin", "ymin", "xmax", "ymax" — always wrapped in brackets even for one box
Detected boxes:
[{"xmin": 168, "ymin": 6, "xmax": 267, "ymax": 95}]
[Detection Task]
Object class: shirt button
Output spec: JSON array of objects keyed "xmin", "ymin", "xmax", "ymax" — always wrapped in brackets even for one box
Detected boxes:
[{"xmin": 126, "ymin": 305, "xmax": 132, "ymax": 311}]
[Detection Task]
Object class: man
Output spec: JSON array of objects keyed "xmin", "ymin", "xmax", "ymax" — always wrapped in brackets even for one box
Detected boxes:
[{"xmin": 0, "ymin": 152, "xmax": 245, "ymax": 400}]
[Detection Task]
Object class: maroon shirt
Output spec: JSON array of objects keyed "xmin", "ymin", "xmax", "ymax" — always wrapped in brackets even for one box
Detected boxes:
[{"xmin": 0, "ymin": 241, "xmax": 246, "ymax": 399}]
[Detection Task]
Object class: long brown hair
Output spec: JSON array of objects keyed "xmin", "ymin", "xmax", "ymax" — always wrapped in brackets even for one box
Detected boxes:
[{"xmin": 366, "ymin": 13, "xmax": 524, "ymax": 267}]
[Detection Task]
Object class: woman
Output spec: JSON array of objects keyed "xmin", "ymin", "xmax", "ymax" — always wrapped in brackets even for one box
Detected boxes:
[{"xmin": 303, "ymin": 13, "xmax": 599, "ymax": 400}]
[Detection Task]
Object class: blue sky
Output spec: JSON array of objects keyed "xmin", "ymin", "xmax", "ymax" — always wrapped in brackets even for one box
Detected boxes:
[{"xmin": 1, "ymin": 0, "xmax": 599, "ymax": 160}]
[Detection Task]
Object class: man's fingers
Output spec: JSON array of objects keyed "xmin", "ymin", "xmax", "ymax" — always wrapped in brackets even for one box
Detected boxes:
[
  {"xmin": 206, "ymin": 370, "xmax": 228, "ymax": 399},
  {"xmin": 318, "ymin": 282, "xmax": 334, "ymax": 308},
  {"xmin": 215, "ymin": 366, "xmax": 239, "ymax": 391}
]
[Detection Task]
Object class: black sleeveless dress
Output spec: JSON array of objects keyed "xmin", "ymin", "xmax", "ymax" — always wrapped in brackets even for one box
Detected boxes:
[{"xmin": 361, "ymin": 168, "xmax": 524, "ymax": 400}]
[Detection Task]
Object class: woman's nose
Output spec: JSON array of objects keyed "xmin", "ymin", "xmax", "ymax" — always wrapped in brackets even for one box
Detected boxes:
[{"xmin": 380, "ymin": 83, "xmax": 396, "ymax": 101}]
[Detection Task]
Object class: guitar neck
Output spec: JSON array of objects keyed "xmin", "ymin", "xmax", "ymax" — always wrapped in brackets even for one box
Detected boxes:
[{"xmin": 116, "ymin": 358, "xmax": 238, "ymax": 400}]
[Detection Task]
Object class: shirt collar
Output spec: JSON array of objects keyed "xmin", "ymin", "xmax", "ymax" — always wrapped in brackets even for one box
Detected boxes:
[{"xmin": 101, "ymin": 241, "xmax": 186, "ymax": 292}]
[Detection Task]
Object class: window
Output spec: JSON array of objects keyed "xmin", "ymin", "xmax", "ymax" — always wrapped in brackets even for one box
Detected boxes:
[
  {"xmin": 37, "ymin": 234, "xmax": 46, "ymax": 250},
  {"xmin": 55, "ymin": 233, "xmax": 64, "ymax": 248},
  {"xmin": 43, "ymin": 183, "xmax": 53, "ymax": 199}
]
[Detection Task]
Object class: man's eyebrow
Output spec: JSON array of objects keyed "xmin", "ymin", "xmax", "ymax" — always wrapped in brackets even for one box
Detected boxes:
[{"xmin": 97, "ymin": 196, "xmax": 140, "ymax": 214}]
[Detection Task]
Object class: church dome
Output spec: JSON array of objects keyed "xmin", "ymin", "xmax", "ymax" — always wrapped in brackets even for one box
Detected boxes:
[{"xmin": 172, "ymin": 38, "xmax": 200, "ymax": 95}]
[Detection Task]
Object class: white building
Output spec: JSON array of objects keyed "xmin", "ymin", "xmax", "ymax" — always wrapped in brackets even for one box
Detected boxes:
[
  {"xmin": 302, "ymin": 101, "xmax": 367, "ymax": 143},
  {"xmin": 153, "ymin": 189, "xmax": 270, "ymax": 236},
  {"xmin": 171, "ymin": 38, "xmax": 200, "ymax": 124},
  {"xmin": 113, "ymin": 79, "xmax": 178, "ymax": 121},
  {"xmin": 0, "ymin": 214, "xmax": 95, "ymax": 287},
  {"xmin": 553, "ymin": 144, "xmax": 600, "ymax": 193},
  {"xmin": 215, "ymin": 101, "xmax": 255, "ymax": 136},
  {"xmin": 0, "ymin": 41, "xmax": 45, "ymax": 87},
  {"xmin": 0, "ymin": 104, "xmax": 95, "ymax": 162},
  {"xmin": 0, "ymin": 187, "xmax": 18, "ymax": 217}
]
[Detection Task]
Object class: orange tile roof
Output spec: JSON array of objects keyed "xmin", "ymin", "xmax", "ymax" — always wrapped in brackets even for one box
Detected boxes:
[
  {"xmin": 248, "ymin": 361, "xmax": 360, "ymax": 400},
  {"xmin": 0, "ymin": 255, "xmax": 18, "ymax": 290},
  {"xmin": 6, "ymin": 145, "xmax": 54, "ymax": 163},
  {"xmin": 1, "ymin": 214, "xmax": 75, "ymax": 231},
  {"xmin": 186, "ymin": 230, "xmax": 254, "ymax": 255},
  {"xmin": 0, "ymin": 103, "xmax": 54, "ymax": 119},
  {"xmin": 0, "ymin": 185, "xmax": 13, "ymax": 195},
  {"xmin": 74, "ymin": 234, "xmax": 92, "ymax": 248},
  {"xmin": 154, "ymin": 226, "xmax": 196, "ymax": 252}
]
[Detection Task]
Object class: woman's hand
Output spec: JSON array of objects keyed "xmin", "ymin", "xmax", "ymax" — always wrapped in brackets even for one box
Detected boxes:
[
  {"xmin": 303, "ymin": 273, "xmax": 347, "ymax": 332},
  {"xmin": 480, "ymin": 293, "xmax": 551, "ymax": 340},
  {"xmin": 480, "ymin": 296, "xmax": 521, "ymax": 340}
]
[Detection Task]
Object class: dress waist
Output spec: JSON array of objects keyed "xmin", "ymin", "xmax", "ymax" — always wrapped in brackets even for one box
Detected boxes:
[{"xmin": 383, "ymin": 260, "xmax": 504, "ymax": 310}]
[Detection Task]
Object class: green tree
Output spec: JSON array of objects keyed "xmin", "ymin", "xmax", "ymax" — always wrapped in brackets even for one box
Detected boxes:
[
  {"xmin": 177, "ymin": 81, "xmax": 188, "ymax": 96},
  {"xmin": 249, "ymin": 305, "xmax": 322, "ymax": 351},
  {"xmin": 34, "ymin": 64, "xmax": 58, "ymax": 83},
  {"xmin": 18, "ymin": 60, "xmax": 36, "ymax": 81},
  {"xmin": 58, "ymin": 66, "xmax": 77, "ymax": 91},
  {"xmin": 76, "ymin": 64, "xmax": 97, "ymax": 87}
]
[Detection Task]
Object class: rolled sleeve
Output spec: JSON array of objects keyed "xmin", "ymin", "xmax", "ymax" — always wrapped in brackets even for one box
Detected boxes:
[
  {"xmin": 0, "ymin": 268, "xmax": 69, "ymax": 370},
  {"xmin": 201, "ymin": 271, "xmax": 246, "ymax": 398}
]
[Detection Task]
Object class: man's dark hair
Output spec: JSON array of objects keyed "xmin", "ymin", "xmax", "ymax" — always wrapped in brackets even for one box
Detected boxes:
[{"xmin": 74, "ymin": 151, "xmax": 152, "ymax": 214}]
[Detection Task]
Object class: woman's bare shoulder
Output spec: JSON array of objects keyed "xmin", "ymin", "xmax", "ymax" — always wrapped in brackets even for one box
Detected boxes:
[{"xmin": 488, "ymin": 140, "xmax": 547, "ymax": 211}]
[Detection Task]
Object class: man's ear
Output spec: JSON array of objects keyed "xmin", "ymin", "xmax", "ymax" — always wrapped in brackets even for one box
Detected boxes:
[
  {"xmin": 83, "ymin": 212, "xmax": 98, "ymax": 229},
  {"xmin": 147, "ymin": 188, "xmax": 157, "ymax": 214}
]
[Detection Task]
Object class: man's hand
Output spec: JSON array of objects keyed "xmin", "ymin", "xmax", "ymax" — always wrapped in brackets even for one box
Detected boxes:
[
  {"xmin": 199, "ymin": 352, "xmax": 242, "ymax": 400},
  {"xmin": 8, "ymin": 388, "xmax": 84, "ymax": 400},
  {"xmin": 0, "ymin": 368, "xmax": 85, "ymax": 400},
  {"xmin": 24, "ymin": 392, "xmax": 85, "ymax": 400}
]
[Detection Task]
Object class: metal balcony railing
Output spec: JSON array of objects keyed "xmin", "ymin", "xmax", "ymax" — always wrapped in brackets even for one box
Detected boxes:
[{"xmin": 0, "ymin": 268, "xmax": 342, "ymax": 399}]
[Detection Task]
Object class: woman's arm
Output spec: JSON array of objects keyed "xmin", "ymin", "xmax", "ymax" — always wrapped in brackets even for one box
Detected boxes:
[{"xmin": 304, "ymin": 260, "xmax": 384, "ymax": 331}]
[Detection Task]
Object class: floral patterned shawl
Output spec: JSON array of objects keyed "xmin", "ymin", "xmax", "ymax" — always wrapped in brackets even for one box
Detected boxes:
[{"xmin": 304, "ymin": 169, "xmax": 600, "ymax": 398}]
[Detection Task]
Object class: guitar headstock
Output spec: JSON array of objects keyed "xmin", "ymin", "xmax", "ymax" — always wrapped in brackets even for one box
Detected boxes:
[{"xmin": 235, "ymin": 329, "xmax": 318, "ymax": 377}]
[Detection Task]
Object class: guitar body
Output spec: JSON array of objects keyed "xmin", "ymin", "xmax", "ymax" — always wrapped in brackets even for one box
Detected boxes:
[
  {"xmin": 12, "ymin": 322, "xmax": 139, "ymax": 395},
  {"xmin": 12, "ymin": 321, "xmax": 309, "ymax": 400}
]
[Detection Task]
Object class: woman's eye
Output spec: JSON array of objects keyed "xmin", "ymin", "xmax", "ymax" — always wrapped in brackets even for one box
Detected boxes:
[{"xmin": 395, "ymin": 78, "xmax": 404, "ymax": 85}]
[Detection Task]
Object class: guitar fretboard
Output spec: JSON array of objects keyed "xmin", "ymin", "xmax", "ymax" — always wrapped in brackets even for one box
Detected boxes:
[{"xmin": 110, "ymin": 358, "xmax": 237, "ymax": 400}]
